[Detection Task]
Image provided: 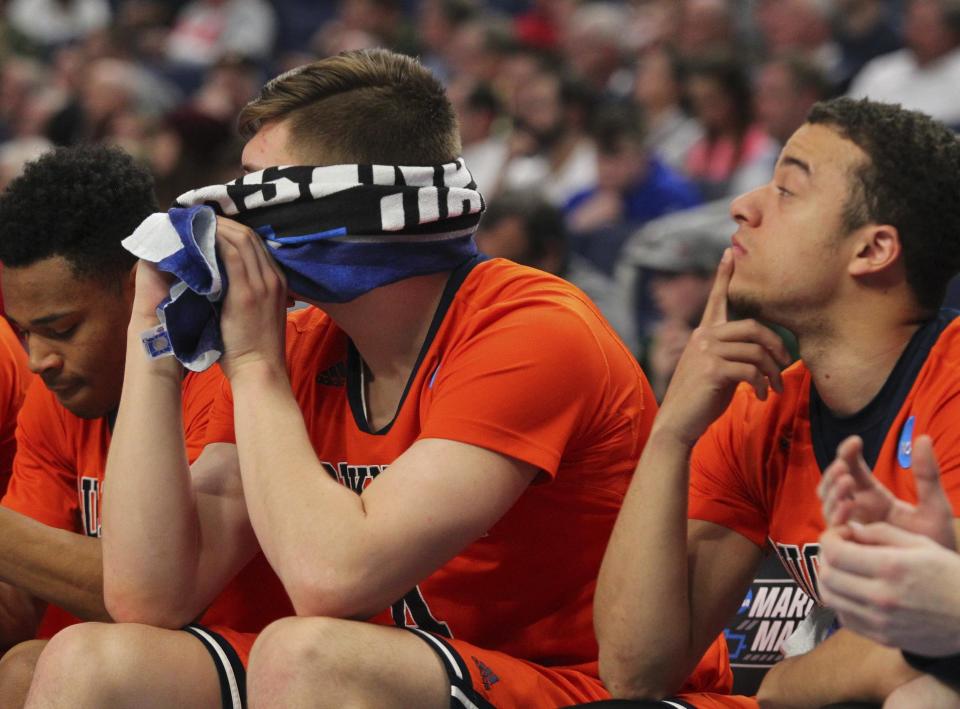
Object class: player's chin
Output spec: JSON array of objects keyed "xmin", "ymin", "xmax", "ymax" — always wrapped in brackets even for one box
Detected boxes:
[{"xmin": 57, "ymin": 386, "xmax": 106, "ymax": 420}]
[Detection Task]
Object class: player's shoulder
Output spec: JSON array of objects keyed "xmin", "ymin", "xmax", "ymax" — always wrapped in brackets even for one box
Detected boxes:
[
  {"xmin": 0, "ymin": 316, "xmax": 29, "ymax": 389},
  {"xmin": 927, "ymin": 309, "xmax": 960, "ymax": 364},
  {"xmin": 911, "ymin": 309, "xmax": 960, "ymax": 394},
  {"xmin": 18, "ymin": 374, "xmax": 70, "ymax": 436},
  {"xmin": 457, "ymin": 257, "xmax": 633, "ymax": 361},
  {"xmin": 458, "ymin": 258, "xmax": 615, "ymax": 332}
]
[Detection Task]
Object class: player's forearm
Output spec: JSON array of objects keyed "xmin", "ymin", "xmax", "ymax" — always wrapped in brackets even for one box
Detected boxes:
[
  {"xmin": 102, "ymin": 328, "xmax": 200, "ymax": 625},
  {"xmin": 231, "ymin": 363, "xmax": 405, "ymax": 618},
  {"xmin": 757, "ymin": 629, "xmax": 921, "ymax": 708},
  {"xmin": 0, "ymin": 582, "xmax": 41, "ymax": 650},
  {"xmin": 0, "ymin": 507, "xmax": 107, "ymax": 625},
  {"xmin": 595, "ymin": 425, "xmax": 698, "ymax": 698}
]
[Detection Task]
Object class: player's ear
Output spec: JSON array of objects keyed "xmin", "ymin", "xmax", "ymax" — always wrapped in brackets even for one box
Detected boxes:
[{"xmin": 847, "ymin": 223, "xmax": 901, "ymax": 277}]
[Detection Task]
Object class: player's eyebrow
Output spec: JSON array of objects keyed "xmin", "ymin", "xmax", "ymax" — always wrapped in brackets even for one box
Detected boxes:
[
  {"xmin": 7, "ymin": 311, "xmax": 74, "ymax": 329},
  {"xmin": 777, "ymin": 155, "xmax": 812, "ymax": 177}
]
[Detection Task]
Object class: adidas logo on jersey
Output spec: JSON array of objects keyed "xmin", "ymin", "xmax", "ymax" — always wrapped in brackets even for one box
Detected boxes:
[
  {"xmin": 316, "ymin": 361, "xmax": 347, "ymax": 387},
  {"xmin": 472, "ymin": 657, "xmax": 500, "ymax": 690}
]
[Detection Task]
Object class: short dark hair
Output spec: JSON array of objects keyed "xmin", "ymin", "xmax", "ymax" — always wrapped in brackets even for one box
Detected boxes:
[
  {"xmin": 686, "ymin": 55, "xmax": 755, "ymax": 134},
  {"xmin": 0, "ymin": 145, "xmax": 156, "ymax": 283},
  {"xmin": 807, "ymin": 97, "xmax": 960, "ymax": 311},
  {"xmin": 592, "ymin": 102, "xmax": 646, "ymax": 154},
  {"xmin": 481, "ymin": 192, "xmax": 569, "ymax": 272},
  {"xmin": 238, "ymin": 49, "xmax": 460, "ymax": 165},
  {"xmin": 768, "ymin": 53, "xmax": 831, "ymax": 100}
]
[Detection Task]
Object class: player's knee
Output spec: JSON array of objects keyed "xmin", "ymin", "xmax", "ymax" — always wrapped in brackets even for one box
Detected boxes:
[
  {"xmin": 0, "ymin": 639, "xmax": 47, "ymax": 707},
  {"xmin": 30, "ymin": 622, "xmax": 150, "ymax": 702},
  {"xmin": 249, "ymin": 616, "xmax": 352, "ymax": 696},
  {"xmin": 29, "ymin": 623, "xmax": 114, "ymax": 699}
]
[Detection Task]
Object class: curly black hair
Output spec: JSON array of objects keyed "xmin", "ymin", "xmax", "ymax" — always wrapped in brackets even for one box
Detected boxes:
[
  {"xmin": 808, "ymin": 98, "xmax": 960, "ymax": 311},
  {"xmin": 0, "ymin": 144, "xmax": 157, "ymax": 283}
]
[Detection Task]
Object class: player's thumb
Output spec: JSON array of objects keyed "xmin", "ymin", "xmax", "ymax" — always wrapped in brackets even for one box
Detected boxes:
[
  {"xmin": 913, "ymin": 436, "xmax": 951, "ymax": 509},
  {"xmin": 849, "ymin": 521, "xmax": 928, "ymax": 548}
]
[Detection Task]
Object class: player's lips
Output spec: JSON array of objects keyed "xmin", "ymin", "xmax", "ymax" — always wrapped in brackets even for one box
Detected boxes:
[
  {"xmin": 45, "ymin": 380, "xmax": 82, "ymax": 396},
  {"xmin": 731, "ymin": 235, "xmax": 747, "ymax": 256}
]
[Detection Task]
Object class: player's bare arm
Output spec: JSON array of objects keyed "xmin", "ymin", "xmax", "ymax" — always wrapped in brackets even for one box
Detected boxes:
[
  {"xmin": 755, "ymin": 628, "xmax": 922, "ymax": 707},
  {"xmin": 0, "ymin": 511, "xmax": 105, "ymax": 643},
  {"xmin": 216, "ymin": 220, "xmax": 539, "ymax": 618},
  {"xmin": 596, "ymin": 250, "xmax": 790, "ymax": 698},
  {"xmin": 102, "ymin": 259, "xmax": 258, "ymax": 627}
]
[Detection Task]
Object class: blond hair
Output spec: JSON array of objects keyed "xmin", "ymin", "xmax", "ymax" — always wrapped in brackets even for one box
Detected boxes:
[{"xmin": 238, "ymin": 49, "xmax": 461, "ymax": 165}]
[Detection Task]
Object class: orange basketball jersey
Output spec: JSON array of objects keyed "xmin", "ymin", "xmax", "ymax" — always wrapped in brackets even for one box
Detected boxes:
[
  {"xmin": 2, "ymin": 365, "xmax": 292, "ymax": 637},
  {"xmin": 0, "ymin": 315, "xmax": 30, "ymax": 493},
  {"xmin": 206, "ymin": 256, "xmax": 733, "ymax": 694},
  {"xmin": 689, "ymin": 311, "xmax": 960, "ymax": 605}
]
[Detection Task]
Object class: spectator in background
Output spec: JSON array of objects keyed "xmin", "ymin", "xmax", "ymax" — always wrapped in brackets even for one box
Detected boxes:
[
  {"xmin": 730, "ymin": 53, "xmax": 831, "ymax": 194},
  {"xmin": 165, "ymin": 0, "xmax": 276, "ymax": 89},
  {"xmin": 754, "ymin": 0, "xmax": 842, "ymax": 85},
  {"xmin": 336, "ymin": 0, "xmax": 413, "ymax": 54},
  {"xmin": 832, "ymin": 0, "xmax": 902, "ymax": 90},
  {"xmin": 684, "ymin": 55, "xmax": 777, "ymax": 200},
  {"xmin": 848, "ymin": 0, "xmax": 960, "ymax": 128},
  {"xmin": 6, "ymin": 0, "xmax": 110, "ymax": 53},
  {"xmin": 561, "ymin": 2, "xmax": 633, "ymax": 97},
  {"xmin": 45, "ymin": 58, "xmax": 140, "ymax": 146},
  {"xmin": 0, "ymin": 137, "xmax": 53, "ymax": 192},
  {"xmin": 477, "ymin": 192, "xmax": 636, "ymax": 348},
  {"xmin": 0, "ymin": 59, "xmax": 49, "ymax": 143},
  {"xmin": 676, "ymin": 0, "xmax": 737, "ymax": 59},
  {"xmin": 633, "ymin": 46, "xmax": 703, "ymax": 175},
  {"xmin": 513, "ymin": 0, "xmax": 578, "ymax": 51},
  {"xmin": 444, "ymin": 16, "xmax": 511, "ymax": 85},
  {"xmin": 631, "ymin": 226, "xmax": 726, "ymax": 400},
  {"xmin": 497, "ymin": 68, "xmax": 599, "ymax": 206},
  {"xmin": 754, "ymin": 54, "xmax": 832, "ymax": 147},
  {"xmin": 416, "ymin": 0, "xmax": 479, "ymax": 83},
  {"xmin": 448, "ymin": 77, "xmax": 508, "ymax": 193},
  {"xmin": 566, "ymin": 104, "xmax": 701, "ymax": 274}
]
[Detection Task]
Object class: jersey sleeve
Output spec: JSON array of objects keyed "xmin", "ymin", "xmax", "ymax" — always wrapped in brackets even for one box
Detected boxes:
[
  {"xmin": 1, "ymin": 378, "xmax": 78, "ymax": 531},
  {"xmin": 0, "ymin": 318, "xmax": 29, "ymax": 490},
  {"xmin": 919, "ymin": 388, "xmax": 960, "ymax": 511},
  {"xmin": 181, "ymin": 364, "xmax": 228, "ymax": 460},
  {"xmin": 418, "ymin": 304, "xmax": 617, "ymax": 478},
  {"xmin": 688, "ymin": 385, "xmax": 770, "ymax": 548}
]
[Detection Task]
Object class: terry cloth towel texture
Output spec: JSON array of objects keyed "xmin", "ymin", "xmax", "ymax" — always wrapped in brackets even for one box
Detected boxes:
[{"xmin": 123, "ymin": 159, "xmax": 484, "ymax": 372}]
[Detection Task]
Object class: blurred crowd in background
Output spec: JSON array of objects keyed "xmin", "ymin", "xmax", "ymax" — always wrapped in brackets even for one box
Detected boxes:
[{"xmin": 1, "ymin": 0, "xmax": 957, "ymax": 398}]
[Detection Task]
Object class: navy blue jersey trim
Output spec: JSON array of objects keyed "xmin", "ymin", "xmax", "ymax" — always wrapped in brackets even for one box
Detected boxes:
[
  {"xmin": 183, "ymin": 624, "xmax": 247, "ymax": 709},
  {"xmin": 810, "ymin": 309, "xmax": 960, "ymax": 473},
  {"xmin": 346, "ymin": 254, "xmax": 485, "ymax": 435},
  {"xmin": 406, "ymin": 627, "xmax": 496, "ymax": 709}
]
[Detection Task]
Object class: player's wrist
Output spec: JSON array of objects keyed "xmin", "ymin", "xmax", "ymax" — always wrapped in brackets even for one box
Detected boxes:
[{"xmin": 648, "ymin": 420, "xmax": 699, "ymax": 454}]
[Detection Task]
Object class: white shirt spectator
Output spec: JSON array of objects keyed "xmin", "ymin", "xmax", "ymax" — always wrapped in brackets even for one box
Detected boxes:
[
  {"xmin": 7, "ymin": 0, "xmax": 110, "ymax": 47},
  {"xmin": 167, "ymin": 0, "xmax": 276, "ymax": 65},
  {"xmin": 502, "ymin": 139, "xmax": 598, "ymax": 207},
  {"xmin": 848, "ymin": 47, "xmax": 960, "ymax": 127}
]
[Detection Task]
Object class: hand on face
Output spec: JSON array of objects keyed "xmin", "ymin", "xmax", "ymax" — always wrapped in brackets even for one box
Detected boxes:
[
  {"xmin": 215, "ymin": 216, "xmax": 288, "ymax": 381},
  {"xmin": 819, "ymin": 522, "xmax": 960, "ymax": 657},
  {"xmin": 654, "ymin": 248, "xmax": 792, "ymax": 446},
  {"xmin": 818, "ymin": 435, "xmax": 956, "ymax": 550}
]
